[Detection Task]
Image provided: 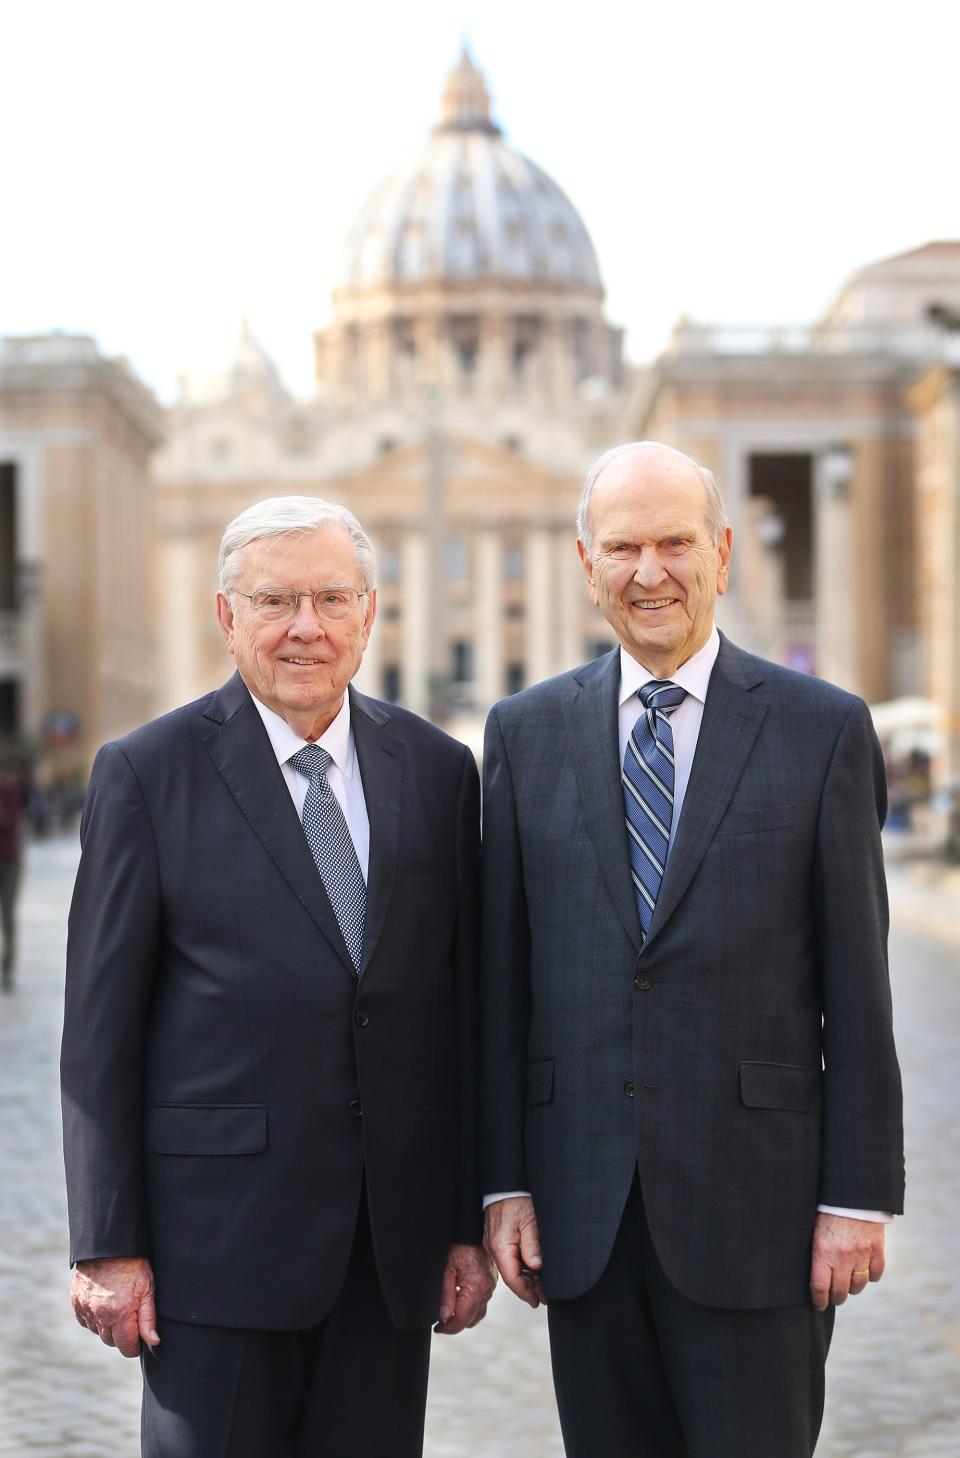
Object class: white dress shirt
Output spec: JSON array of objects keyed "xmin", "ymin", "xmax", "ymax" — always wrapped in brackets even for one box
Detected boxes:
[
  {"xmin": 248, "ymin": 689, "xmax": 370, "ymax": 883},
  {"xmin": 485, "ymin": 628, "xmax": 890, "ymax": 1222}
]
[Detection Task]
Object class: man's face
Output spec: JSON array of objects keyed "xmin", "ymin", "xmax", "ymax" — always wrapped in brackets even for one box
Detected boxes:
[
  {"xmin": 216, "ymin": 525, "xmax": 376, "ymax": 738},
  {"xmin": 578, "ymin": 447, "xmax": 732, "ymax": 676}
]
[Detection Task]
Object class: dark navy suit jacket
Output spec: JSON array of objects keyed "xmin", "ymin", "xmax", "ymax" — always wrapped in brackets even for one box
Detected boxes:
[
  {"xmin": 480, "ymin": 636, "xmax": 904, "ymax": 1309},
  {"xmin": 62, "ymin": 673, "xmax": 481, "ymax": 1331}
]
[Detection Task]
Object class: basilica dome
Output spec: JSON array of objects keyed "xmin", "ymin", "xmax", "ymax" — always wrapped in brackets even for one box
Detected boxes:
[{"xmin": 335, "ymin": 51, "xmax": 602, "ymax": 296}]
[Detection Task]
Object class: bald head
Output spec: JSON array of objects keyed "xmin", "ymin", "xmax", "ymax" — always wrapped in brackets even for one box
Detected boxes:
[{"xmin": 576, "ymin": 442, "xmax": 727, "ymax": 557}]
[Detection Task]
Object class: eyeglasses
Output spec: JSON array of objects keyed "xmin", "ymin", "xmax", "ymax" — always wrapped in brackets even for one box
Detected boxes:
[{"xmin": 233, "ymin": 586, "xmax": 369, "ymax": 622}]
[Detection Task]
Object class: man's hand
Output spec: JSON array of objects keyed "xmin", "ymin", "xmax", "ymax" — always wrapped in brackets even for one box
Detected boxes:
[
  {"xmin": 809, "ymin": 1213, "xmax": 886, "ymax": 1311},
  {"xmin": 483, "ymin": 1195, "xmax": 545, "ymax": 1308},
  {"xmin": 434, "ymin": 1243, "xmax": 498, "ymax": 1335},
  {"xmin": 70, "ymin": 1256, "xmax": 160, "ymax": 1358}
]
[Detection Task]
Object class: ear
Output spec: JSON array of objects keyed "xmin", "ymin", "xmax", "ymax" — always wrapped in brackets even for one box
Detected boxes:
[
  {"xmin": 361, "ymin": 588, "xmax": 378, "ymax": 649},
  {"xmin": 215, "ymin": 591, "xmax": 237, "ymax": 652},
  {"xmin": 716, "ymin": 527, "xmax": 733, "ymax": 597},
  {"xmin": 577, "ymin": 540, "xmax": 600, "ymax": 606}
]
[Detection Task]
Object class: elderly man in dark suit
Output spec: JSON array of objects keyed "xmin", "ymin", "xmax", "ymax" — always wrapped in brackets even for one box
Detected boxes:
[
  {"xmin": 62, "ymin": 496, "xmax": 495, "ymax": 1458},
  {"xmin": 480, "ymin": 443, "xmax": 903, "ymax": 1458}
]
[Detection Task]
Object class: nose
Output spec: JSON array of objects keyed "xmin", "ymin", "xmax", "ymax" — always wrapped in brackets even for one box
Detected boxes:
[
  {"xmin": 632, "ymin": 547, "xmax": 667, "ymax": 588},
  {"xmin": 287, "ymin": 596, "xmax": 326, "ymax": 638}
]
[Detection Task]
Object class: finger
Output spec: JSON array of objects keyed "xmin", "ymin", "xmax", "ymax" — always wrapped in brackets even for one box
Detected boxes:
[
  {"xmin": 519, "ymin": 1223, "xmax": 543, "ymax": 1272},
  {"xmin": 809, "ymin": 1255, "xmax": 831, "ymax": 1312},
  {"xmin": 138, "ymin": 1292, "xmax": 160, "ymax": 1349},
  {"xmin": 453, "ymin": 1280, "xmax": 484, "ymax": 1331},
  {"xmin": 112, "ymin": 1312, "xmax": 142, "ymax": 1359},
  {"xmin": 96, "ymin": 1321, "xmax": 118, "ymax": 1348},
  {"xmin": 437, "ymin": 1265, "xmax": 458, "ymax": 1326},
  {"xmin": 869, "ymin": 1247, "xmax": 886, "ymax": 1282},
  {"xmin": 848, "ymin": 1267, "xmax": 870, "ymax": 1295},
  {"xmin": 492, "ymin": 1234, "xmax": 539, "ymax": 1306},
  {"xmin": 467, "ymin": 1299, "xmax": 488, "ymax": 1328}
]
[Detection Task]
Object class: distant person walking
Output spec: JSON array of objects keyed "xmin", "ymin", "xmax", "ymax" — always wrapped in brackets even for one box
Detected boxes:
[{"xmin": 0, "ymin": 769, "xmax": 26, "ymax": 992}]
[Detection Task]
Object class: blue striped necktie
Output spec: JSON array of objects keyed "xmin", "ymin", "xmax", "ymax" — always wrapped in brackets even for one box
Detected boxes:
[
  {"xmin": 289, "ymin": 744, "xmax": 366, "ymax": 973},
  {"xmin": 622, "ymin": 680, "xmax": 687, "ymax": 939}
]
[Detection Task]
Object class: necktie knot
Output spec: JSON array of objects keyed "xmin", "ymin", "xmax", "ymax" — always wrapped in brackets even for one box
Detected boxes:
[
  {"xmin": 638, "ymin": 680, "xmax": 687, "ymax": 716},
  {"xmin": 289, "ymin": 744, "xmax": 333, "ymax": 782}
]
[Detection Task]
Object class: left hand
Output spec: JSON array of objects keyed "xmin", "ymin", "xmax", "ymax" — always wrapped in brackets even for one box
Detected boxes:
[
  {"xmin": 434, "ymin": 1242, "xmax": 498, "ymax": 1335},
  {"xmin": 809, "ymin": 1213, "xmax": 886, "ymax": 1311}
]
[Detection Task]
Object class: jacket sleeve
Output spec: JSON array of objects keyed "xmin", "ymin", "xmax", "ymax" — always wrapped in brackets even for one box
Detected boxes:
[
  {"xmin": 61, "ymin": 742, "xmax": 161, "ymax": 1263},
  {"xmin": 478, "ymin": 704, "xmax": 532, "ymax": 1195},
  {"xmin": 815, "ymin": 697, "xmax": 905, "ymax": 1213}
]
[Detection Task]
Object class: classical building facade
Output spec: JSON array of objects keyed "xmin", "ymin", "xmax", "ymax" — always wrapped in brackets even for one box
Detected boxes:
[
  {"xmin": 154, "ymin": 52, "xmax": 626, "ymax": 727},
  {"xmin": 0, "ymin": 335, "xmax": 162, "ymax": 773},
  {"xmin": 625, "ymin": 242, "xmax": 960, "ymax": 706}
]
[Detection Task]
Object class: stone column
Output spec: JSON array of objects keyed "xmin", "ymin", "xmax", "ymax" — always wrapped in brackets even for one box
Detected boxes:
[
  {"xmin": 352, "ymin": 589, "xmax": 382, "ymax": 697},
  {"xmin": 161, "ymin": 534, "xmax": 203, "ymax": 713},
  {"xmin": 525, "ymin": 528, "xmax": 553, "ymax": 686},
  {"xmin": 401, "ymin": 531, "xmax": 429, "ymax": 716},
  {"xmin": 556, "ymin": 530, "xmax": 584, "ymax": 670},
  {"xmin": 814, "ymin": 445, "xmax": 858, "ymax": 693},
  {"xmin": 475, "ymin": 530, "xmax": 503, "ymax": 707}
]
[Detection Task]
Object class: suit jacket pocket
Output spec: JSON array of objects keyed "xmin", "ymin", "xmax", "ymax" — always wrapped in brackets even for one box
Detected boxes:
[
  {"xmin": 148, "ymin": 1103, "xmax": 268, "ymax": 1156},
  {"xmin": 526, "ymin": 1059, "xmax": 554, "ymax": 1107},
  {"xmin": 716, "ymin": 804, "xmax": 795, "ymax": 836},
  {"xmin": 739, "ymin": 1062, "xmax": 822, "ymax": 1113}
]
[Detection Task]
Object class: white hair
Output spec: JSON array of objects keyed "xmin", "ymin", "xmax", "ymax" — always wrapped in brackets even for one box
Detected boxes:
[
  {"xmin": 218, "ymin": 496, "xmax": 377, "ymax": 593},
  {"xmin": 576, "ymin": 442, "xmax": 728, "ymax": 556}
]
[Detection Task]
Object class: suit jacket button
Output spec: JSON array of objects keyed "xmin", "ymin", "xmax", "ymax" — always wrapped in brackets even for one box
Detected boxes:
[
  {"xmin": 634, "ymin": 974, "xmax": 654, "ymax": 990},
  {"xmin": 623, "ymin": 1081, "xmax": 635, "ymax": 1097},
  {"xmin": 355, "ymin": 1011, "xmax": 369, "ymax": 1027},
  {"xmin": 348, "ymin": 1099, "xmax": 363, "ymax": 1117}
]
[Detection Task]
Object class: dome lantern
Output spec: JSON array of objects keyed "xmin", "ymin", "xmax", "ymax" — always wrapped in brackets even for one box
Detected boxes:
[{"xmin": 435, "ymin": 46, "xmax": 501, "ymax": 136}]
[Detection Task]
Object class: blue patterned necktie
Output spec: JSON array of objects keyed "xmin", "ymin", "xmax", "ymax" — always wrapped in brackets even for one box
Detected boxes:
[
  {"xmin": 289, "ymin": 744, "xmax": 366, "ymax": 973},
  {"xmin": 622, "ymin": 680, "xmax": 688, "ymax": 940}
]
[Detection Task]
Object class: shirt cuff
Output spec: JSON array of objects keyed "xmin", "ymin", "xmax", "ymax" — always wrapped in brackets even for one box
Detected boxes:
[
  {"xmin": 483, "ymin": 1190, "xmax": 531, "ymax": 1210},
  {"xmin": 817, "ymin": 1204, "xmax": 894, "ymax": 1223}
]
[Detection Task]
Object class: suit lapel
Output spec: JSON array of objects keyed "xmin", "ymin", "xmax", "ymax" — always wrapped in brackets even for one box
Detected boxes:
[
  {"xmin": 565, "ymin": 651, "xmax": 642, "ymax": 952},
  {"xmin": 643, "ymin": 638, "xmax": 768, "ymax": 949},
  {"xmin": 200, "ymin": 673, "xmax": 356, "ymax": 976},
  {"xmin": 349, "ymin": 687, "xmax": 403, "ymax": 974}
]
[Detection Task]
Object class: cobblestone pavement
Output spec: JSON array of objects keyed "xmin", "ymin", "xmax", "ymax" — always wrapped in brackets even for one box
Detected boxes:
[{"xmin": 0, "ymin": 839, "xmax": 956, "ymax": 1457}]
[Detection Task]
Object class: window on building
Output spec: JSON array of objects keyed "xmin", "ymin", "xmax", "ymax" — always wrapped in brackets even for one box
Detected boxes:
[
  {"xmin": 504, "ymin": 545, "xmax": 524, "ymax": 582},
  {"xmin": 506, "ymin": 664, "xmax": 524, "ymax": 695},
  {"xmin": 512, "ymin": 315, "xmax": 542, "ymax": 378},
  {"xmin": 379, "ymin": 546, "xmax": 400, "ymax": 586},
  {"xmin": 451, "ymin": 640, "xmax": 474, "ymax": 683},
  {"xmin": 382, "ymin": 665, "xmax": 401, "ymax": 702},
  {"xmin": 0, "ymin": 680, "xmax": 18, "ymax": 737},
  {"xmin": 445, "ymin": 534, "xmax": 469, "ymax": 581},
  {"xmin": 0, "ymin": 464, "xmax": 16, "ymax": 610},
  {"xmin": 448, "ymin": 315, "xmax": 480, "ymax": 375},
  {"xmin": 209, "ymin": 436, "xmax": 232, "ymax": 462}
]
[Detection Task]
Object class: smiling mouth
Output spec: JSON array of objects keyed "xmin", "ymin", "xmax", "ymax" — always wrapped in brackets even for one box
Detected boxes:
[
  {"xmin": 280, "ymin": 657, "xmax": 324, "ymax": 666},
  {"xmin": 632, "ymin": 598, "xmax": 678, "ymax": 611}
]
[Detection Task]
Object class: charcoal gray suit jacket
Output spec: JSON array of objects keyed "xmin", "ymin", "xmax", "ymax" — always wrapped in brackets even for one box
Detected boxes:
[
  {"xmin": 479, "ymin": 635, "xmax": 904, "ymax": 1310},
  {"xmin": 62, "ymin": 672, "xmax": 481, "ymax": 1332}
]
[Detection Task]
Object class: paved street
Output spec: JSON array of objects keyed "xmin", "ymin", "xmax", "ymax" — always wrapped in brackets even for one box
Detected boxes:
[{"xmin": 0, "ymin": 837, "xmax": 957, "ymax": 1457}]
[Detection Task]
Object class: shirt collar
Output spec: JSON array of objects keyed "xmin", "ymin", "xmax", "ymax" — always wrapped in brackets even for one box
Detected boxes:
[
  {"xmin": 618, "ymin": 625, "xmax": 721, "ymax": 709},
  {"xmin": 247, "ymin": 688, "xmax": 355, "ymax": 779}
]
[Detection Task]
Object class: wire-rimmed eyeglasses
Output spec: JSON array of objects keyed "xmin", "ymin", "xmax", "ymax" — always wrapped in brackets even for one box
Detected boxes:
[{"xmin": 233, "ymin": 586, "xmax": 369, "ymax": 623}]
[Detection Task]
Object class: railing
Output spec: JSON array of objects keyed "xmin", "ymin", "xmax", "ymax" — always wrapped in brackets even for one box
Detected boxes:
[{"xmin": 664, "ymin": 322, "xmax": 946, "ymax": 361}]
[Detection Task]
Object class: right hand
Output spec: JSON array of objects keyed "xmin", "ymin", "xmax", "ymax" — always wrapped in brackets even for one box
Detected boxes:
[
  {"xmin": 483, "ymin": 1195, "xmax": 545, "ymax": 1307},
  {"xmin": 70, "ymin": 1256, "xmax": 159, "ymax": 1358}
]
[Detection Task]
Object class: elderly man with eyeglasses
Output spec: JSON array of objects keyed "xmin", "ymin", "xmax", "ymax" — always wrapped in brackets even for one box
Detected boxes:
[{"xmin": 61, "ymin": 496, "xmax": 495, "ymax": 1458}]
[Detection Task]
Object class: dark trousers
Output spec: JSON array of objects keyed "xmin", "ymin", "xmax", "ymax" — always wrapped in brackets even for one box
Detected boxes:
[
  {"xmin": 547, "ymin": 1176, "xmax": 834, "ymax": 1458},
  {"xmin": 141, "ymin": 1193, "xmax": 431, "ymax": 1458},
  {"xmin": 0, "ymin": 860, "xmax": 20, "ymax": 987}
]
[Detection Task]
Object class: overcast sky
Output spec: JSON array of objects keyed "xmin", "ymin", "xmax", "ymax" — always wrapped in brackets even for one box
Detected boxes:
[{"xmin": 4, "ymin": 0, "xmax": 956, "ymax": 401}]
